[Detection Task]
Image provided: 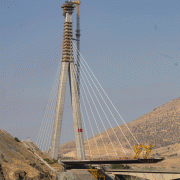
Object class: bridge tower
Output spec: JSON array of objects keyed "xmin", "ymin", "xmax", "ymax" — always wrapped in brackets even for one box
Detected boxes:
[{"xmin": 50, "ymin": 0, "xmax": 85, "ymax": 160}]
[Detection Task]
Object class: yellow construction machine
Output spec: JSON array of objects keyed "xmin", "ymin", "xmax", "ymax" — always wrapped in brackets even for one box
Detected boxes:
[{"xmin": 133, "ymin": 145, "xmax": 153, "ymax": 159}]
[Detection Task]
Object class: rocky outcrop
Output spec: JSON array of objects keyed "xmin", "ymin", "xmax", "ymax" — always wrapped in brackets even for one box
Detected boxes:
[
  {"xmin": 0, "ymin": 130, "xmax": 61, "ymax": 179},
  {"xmin": 0, "ymin": 164, "xmax": 5, "ymax": 180}
]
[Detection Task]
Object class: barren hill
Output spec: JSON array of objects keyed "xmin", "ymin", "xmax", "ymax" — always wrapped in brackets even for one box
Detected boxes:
[
  {"xmin": 0, "ymin": 130, "xmax": 63, "ymax": 180},
  {"xmin": 59, "ymin": 97, "xmax": 180, "ymax": 165}
]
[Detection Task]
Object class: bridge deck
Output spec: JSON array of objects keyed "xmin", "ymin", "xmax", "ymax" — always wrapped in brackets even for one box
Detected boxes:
[
  {"xmin": 106, "ymin": 169, "xmax": 180, "ymax": 174},
  {"xmin": 61, "ymin": 158, "xmax": 163, "ymax": 165}
]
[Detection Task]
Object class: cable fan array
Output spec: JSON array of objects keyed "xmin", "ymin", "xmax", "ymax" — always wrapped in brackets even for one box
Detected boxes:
[
  {"xmin": 36, "ymin": 40, "xmax": 140, "ymax": 159},
  {"xmin": 72, "ymin": 40, "xmax": 139, "ymax": 159},
  {"xmin": 36, "ymin": 60, "xmax": 61, "ymax": 152}
]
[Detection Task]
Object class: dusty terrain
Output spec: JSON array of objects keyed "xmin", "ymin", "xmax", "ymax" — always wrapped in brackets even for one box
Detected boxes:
[
  {"xmin": 0, "ymin": 130, "xmax": 63, "ymax": 180},
  {"xmin": 0, "ymin": 97, "xmax": 179, "ymax": 178},
  {"xmin": 132, "ymin": 143, "xmax": 180, "ymax": 171},
  {"xmin": 59, "ymin": 97, "xmax": 180, "ymax": 169}
]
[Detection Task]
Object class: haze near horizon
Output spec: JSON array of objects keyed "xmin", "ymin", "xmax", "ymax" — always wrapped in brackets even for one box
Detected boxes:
[{"xmin": 1, "ymin": 0, "xmax": 180, "ymax": 147}]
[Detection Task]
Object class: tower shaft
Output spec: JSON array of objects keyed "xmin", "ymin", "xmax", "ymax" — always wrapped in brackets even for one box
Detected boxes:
[{"xmin": 50, "ymin": 1, "xmax": 85, "ymax": 160}]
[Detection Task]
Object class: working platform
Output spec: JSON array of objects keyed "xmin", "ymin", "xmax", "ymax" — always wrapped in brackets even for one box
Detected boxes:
[{"xmin": 61, "ymin": 158, "xmax": 164, "ymax": 165}]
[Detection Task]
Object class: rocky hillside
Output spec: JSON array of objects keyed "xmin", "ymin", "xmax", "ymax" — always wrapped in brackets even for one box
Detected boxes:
[
  {"xmin": 0, "ymin": 130, "xmax": 63, "ymax": 180},
  {"xmin": 59, "ymin": 97, "xmax": 180, "ymax": 160}
]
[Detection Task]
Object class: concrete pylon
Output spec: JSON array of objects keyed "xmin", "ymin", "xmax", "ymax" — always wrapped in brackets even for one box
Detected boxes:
[{"xmin": 50, "ymin": 1, "xmax": 85, "ymax": 160}]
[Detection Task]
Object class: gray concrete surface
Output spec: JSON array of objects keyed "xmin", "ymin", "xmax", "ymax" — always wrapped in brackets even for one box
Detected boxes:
[
  {"xmin": 69, "ymin": 62, "xmax": 85, "ymax": 160},
  {"xmin": 51, "ymin": 1, "xmax": 85, "ymax": 160},
  {"xmin": 58, "ymin": 171, "xmax": 80, "ymax": 180},
  {"xmin": 50, "ymin": 62, "xmax": 69, "ymax": 160}
]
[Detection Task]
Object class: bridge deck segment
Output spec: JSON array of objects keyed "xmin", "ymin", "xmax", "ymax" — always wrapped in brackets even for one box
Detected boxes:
[
  {"xmin": 106, "ymin": 169, "xmax": 180, "ymax": 174},
  {"xmin": 61, "ymin": 158, "xmax": 163, "ymax": 165},
  {"xmin": 106, "ymin": 169, "xmax": 180, "ymax": 180}
]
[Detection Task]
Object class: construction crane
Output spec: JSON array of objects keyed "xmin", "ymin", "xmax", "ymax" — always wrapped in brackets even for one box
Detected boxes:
[
  {"xmin": 133, "ymin": 145, "xmax": 143, "ymax": 159},
  {"xmin": 133, "ymin": 145, "xmax": 153, "ymax": 159},
  {"xmin": 142, "ymin": 145, "xmax": 153, "ymax": 159},
  {"xmin": 71, "ymin": 0, "xmax": 81, "ymax": 98}
]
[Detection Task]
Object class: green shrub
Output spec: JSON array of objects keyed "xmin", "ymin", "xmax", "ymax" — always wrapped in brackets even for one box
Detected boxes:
[
  {"xmin": 110, "ymin": 164, "xmax": 130, "ymax": 169},
  {"xmin": 170, "ymin": 153, "xmax": 177, "ymax": 157},
  {"xmin": 27, "ymin": 148, "xmax": 33, "ymax": 152},
  {"xmin": 44, "ymin": 158, "xmax": 51, "ymax": 163},
  {"xmin": 44, "ymin": 158, "xmax": 54, "ymax": 164},
  {"xmin": 53, "ymin": 159, "xmax": 58, "ymax": 163},
  {"xmin": 14, "ymin": 137, "xmax": 20, "ymax": 142}
]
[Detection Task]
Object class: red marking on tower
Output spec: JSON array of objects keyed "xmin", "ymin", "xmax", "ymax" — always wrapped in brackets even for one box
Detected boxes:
[{"xmin": 78, "ymin": 129, "xmax": 83, "ymax": 132}]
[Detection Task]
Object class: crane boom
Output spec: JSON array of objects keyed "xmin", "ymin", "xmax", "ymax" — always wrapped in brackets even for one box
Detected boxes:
[
  {"xmin": 76, "ymin": 2, "xmax": 80, "ymax": 98},
  {"xmin": 71, "ymin": 0, "xmax": 80, "ymax": 97}
]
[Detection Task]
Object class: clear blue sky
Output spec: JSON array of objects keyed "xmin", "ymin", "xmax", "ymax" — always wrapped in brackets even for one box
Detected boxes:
[{"xmin": 1, "ymin": 0, "xmax": 180, "ymax": 147}]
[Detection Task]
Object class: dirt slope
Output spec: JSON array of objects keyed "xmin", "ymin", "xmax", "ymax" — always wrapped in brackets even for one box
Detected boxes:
[
  {"xmin": 0, "ymin": 130, "xmax": 63, "ymax": 180},
  {"xmin": 59, "ymin": 97, "xmax": 180, "ymax": 169}
]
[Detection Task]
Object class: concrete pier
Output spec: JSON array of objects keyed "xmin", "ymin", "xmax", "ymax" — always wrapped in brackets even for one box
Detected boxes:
[{"xmin": 70, "ymin": 62, "xmax": 85, "ymax": 160}]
